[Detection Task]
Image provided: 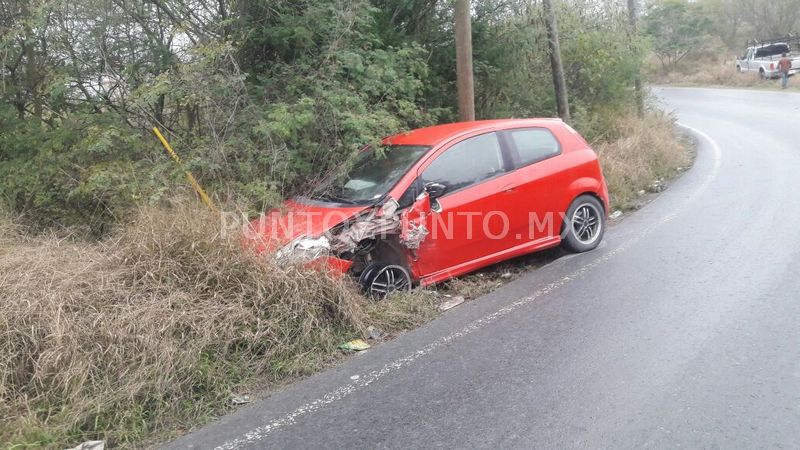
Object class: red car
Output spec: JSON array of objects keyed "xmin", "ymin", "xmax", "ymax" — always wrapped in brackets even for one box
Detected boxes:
[{"xmin": 247, "ymin": 119, "xmax": 609, "ymax": 298}]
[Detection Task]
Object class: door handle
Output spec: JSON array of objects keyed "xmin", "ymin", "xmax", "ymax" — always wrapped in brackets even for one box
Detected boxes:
[{"xmin": 502, "ymin": 185, "xmax": 518, "ymax": 193}]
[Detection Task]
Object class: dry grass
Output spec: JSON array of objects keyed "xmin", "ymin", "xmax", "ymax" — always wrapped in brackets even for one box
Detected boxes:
[
  {"xmin": 655, "ymin": 62, "xmax": 760, "ymax": 87},
  {"xmin": 595, "ymin": 111, "xmax": 691, "ymax": 210},
  {"xmin": 364, "ymin": 291, "xmax": 439, "ymax": 333},
  {"xmin": 649, "ymin": 59, "xmax": 799, "ymax": 91},
  {"xmin": 0, "ymin": 110, "xmax": 691, "ymax": 448},
  {"xmin": 0, "ymin": 204, "xmax": 436, "ymax": 448},
  {"xmin": 0, "ymin": 206, "xmax": 21, "ymax": 244}
]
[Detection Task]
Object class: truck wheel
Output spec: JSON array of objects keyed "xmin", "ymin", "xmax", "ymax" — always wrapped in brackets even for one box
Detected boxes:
[{"xmin": 759, "ymin": 69, "xmax": 766, "ymax": 80}]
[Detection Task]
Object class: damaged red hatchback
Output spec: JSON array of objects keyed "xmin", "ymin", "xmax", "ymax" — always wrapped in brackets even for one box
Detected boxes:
[{"xmin": 247, "ymin": 119, "xmax": 609, "ymax": 298}]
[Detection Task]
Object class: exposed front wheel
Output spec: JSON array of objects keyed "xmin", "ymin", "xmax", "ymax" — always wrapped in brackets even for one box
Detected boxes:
[
  {"xmin": 562, "ymin": 195, "xmax": 605, "ymax": 253},
  {"xmin": 359, "ymin": 263, "xmax": 411, "ymax": 300}
]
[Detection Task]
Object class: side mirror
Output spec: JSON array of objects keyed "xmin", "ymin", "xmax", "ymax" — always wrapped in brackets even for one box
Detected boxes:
[{"xmin": 424, "ymin": 182, "xmax": 447, "ymax": 200}]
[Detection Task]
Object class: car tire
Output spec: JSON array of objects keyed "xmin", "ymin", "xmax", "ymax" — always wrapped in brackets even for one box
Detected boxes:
[
  {"xmin": 359, "ymin": 263, "xmax": 411, "ymax": 300},
  {"xmin": 562, "ymin": 195, "xmax": 605, "ymax": 253}
]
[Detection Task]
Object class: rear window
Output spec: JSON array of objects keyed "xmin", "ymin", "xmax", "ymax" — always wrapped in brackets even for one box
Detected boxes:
[{"xmin": 507, "ymin": 128, "xmax": 561, "ymax": 167}]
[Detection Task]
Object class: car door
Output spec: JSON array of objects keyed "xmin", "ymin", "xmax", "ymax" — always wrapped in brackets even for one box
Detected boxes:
[
  {"xmin": 499, "ymin": 126, "xmax": 566, "ymax": 243},
  {"xmin": 410, "ymin": 131, "xmax": 517, "ymax": 276}
]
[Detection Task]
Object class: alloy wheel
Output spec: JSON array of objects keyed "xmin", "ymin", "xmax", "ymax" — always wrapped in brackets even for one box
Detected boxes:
[
  {"xmin": 571, "ymin": 203, "xmax": 602, "ymax": 245},
  {"xmin": 361, "ymin": 264, "xmax": 411, "ymax": 300}
]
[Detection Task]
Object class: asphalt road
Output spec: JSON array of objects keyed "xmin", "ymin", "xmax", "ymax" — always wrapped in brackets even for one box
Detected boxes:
[{"xmin": 169, "ymin": 87, "xmax": 800, "ymax": 449}]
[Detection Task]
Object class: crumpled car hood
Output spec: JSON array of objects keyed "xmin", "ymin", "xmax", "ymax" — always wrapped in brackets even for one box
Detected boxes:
[{"xmin": 245, "ymin": 198, "xmax": 368, "ymax": 253}]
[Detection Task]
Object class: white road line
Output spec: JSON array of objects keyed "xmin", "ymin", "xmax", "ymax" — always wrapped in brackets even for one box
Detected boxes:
[
  {"xmin": 214, "ymin": 125, "xmax": 723, "ymax": 450},
  {"xmin": 675, "ymin": 122, "xmax": 722, "ymax": 191}
]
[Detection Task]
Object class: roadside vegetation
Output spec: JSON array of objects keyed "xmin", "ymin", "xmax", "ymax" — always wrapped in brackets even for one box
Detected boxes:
[
  {"xmin": 0, "ymin": 204, "xmax": 440, "ymax": 447},
  {"xmin": 597, "ymin": 112, "xmax": 691, "ymax": 210},
  {"xmin": 0, "ymin": 110, "xmax": 690, "ymax": 448},
  {"xmin": 649, "ymin": 57, "xmax": 800, "ymax": 91},
  {"xmin": 1, "ymin": 0, "xmax": 692, "ymax": 447},
  {"xmin": 642, "ymin": 0, "xmax": 800, "ymax": 90}
]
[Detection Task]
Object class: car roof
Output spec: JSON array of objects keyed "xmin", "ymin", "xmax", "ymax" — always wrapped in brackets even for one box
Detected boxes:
[{"xmin": 383, "ymin": 118, "xmax": 563, "ymax": 147}]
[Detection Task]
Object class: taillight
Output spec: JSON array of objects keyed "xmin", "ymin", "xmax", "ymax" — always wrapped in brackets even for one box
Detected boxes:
[{"xmin": 770, "ymin": 63, "xmax": 775, "ymax": 70}]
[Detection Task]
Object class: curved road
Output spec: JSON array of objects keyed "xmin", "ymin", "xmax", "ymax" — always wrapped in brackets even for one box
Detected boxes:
[{"xmin": 170, "ymin": 87, "xmax": 800, "ymax": 449}]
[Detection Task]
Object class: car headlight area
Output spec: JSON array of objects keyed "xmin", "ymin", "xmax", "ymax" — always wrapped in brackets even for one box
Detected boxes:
[{"xmin": 276, "ymin": 235, "xmax": 331, "ymax": 262}]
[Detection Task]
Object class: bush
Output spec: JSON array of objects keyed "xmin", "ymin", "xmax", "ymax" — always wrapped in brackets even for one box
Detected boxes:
[
  {"xmin": 596, "ymin": 111, "xmax": 691, "ymax": 210},
  {"xmin": 0, "ymin": 107, "xmax": 170, "ymax": 236},
  {"xmin": 647, "ymin": 58, "xmax": 786, "ymax": 89}
]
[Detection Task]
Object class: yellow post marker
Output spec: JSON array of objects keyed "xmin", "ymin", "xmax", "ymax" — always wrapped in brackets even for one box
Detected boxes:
[{"xmin": 152, "ymin": 127, "xmax": 217, "ymax": 212}]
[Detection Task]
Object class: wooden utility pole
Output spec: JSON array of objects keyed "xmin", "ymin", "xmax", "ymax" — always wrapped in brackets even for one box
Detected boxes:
[
  {"xmin": 628, "ymin": 0, "xmax": 644, "ymax": 117},
  {"xmin": 542, "ymin": 0, "xmax": 570, "ymax": 122},
  {"xmin": 455, "ymin": 0, "xmax": 475, "ymax": 121}
]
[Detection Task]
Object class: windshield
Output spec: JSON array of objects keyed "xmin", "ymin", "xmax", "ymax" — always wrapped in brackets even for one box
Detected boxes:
[{"xmin": 310, "ymin": 145, "xmax": 430, "ymax": 205}]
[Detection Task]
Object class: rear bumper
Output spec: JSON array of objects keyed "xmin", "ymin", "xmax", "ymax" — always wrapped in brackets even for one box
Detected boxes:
[{"xmin": 766, "ymin": 68, "xmax": 799, "ymax": 78}]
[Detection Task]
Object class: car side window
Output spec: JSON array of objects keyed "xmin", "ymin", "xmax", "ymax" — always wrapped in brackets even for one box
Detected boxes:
[
  {"xmin": 420, "ymin": 132, "xmax": 505, "ymax": 195},
  {"xmin": 507, "ymin": 128, "xmax": 560, "ymax": 167}
]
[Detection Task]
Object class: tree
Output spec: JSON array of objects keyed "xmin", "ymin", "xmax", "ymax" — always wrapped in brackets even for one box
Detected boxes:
[
  {"xmin": 738, "ymin": 0, "xmax": 800, "ymax": 37},
  {"xmin": 644, "ymin": 0, "xmax": 713, "ymax": 72},
  {"xmin": 542, "ymin": 0, "xmax": 570, "ymax": 122},
  {"xmin": 628, "ymin": 0, "xmax": 644, "ymax": 117},
  {"xmin": 0, "ymin": 0, "xmax": 650, "ymax": 234},
  {"xmin": 455, "ymin": 0, "xmax": 475, "ymax": 121}
]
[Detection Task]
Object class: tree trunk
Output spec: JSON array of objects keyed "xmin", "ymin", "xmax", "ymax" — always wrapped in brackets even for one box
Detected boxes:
[
  {"xmin": 22, "ymin": 25, "xmax": 42, "ymax": 120},
  {"xmin": 628, "ymin": 0, "xmax": 644, "ymax": 118},
  {"xmin": 155, "ymin": 93, "xmax": 166, "ymax": 125},
  {"xmin": 14, "ymin": 94, "xmax": 26, "ymax": 120},
  {"xmin": 219, "ymin": 0, "xmax": 230, "ymax": 38},
  {"xmin": 455, "ymin": 0, "xmax": 475, "ymax": 121},
  {"xmin": 542, "ymin": 0, "xmax": 570, "ymax": 122}
]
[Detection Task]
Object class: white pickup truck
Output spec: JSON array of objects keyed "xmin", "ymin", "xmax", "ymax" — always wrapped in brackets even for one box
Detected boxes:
[{"xmin": 736, "ymin": 38, "xmax": 800, "ymax": 79}]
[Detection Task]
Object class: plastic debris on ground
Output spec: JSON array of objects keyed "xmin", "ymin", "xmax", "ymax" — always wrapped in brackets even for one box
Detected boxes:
[
  {"xmin": 647, "ymin": 179, "xmax": 666, "ymax": 193},
  {"xmin": 367, "ymin": 326, "xmax": 382, "ymax": 340},
  {"xmin": 339, "ymin": 339, "xmax": 371, "ymax": 351},
  {"xmin": 66, "ymin": 441, "xmax": 104, "ymax": 450},
  {"xmin": 229, "ymin": 394, "xmax": 251, "ymax": 406},
  {"xmin": 609, "ymin": 210, "xmax": 623, "ymax": 220},
  {"xmin": 439, "ymin": 295, "xmax": 465, "ymax": 311}
]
